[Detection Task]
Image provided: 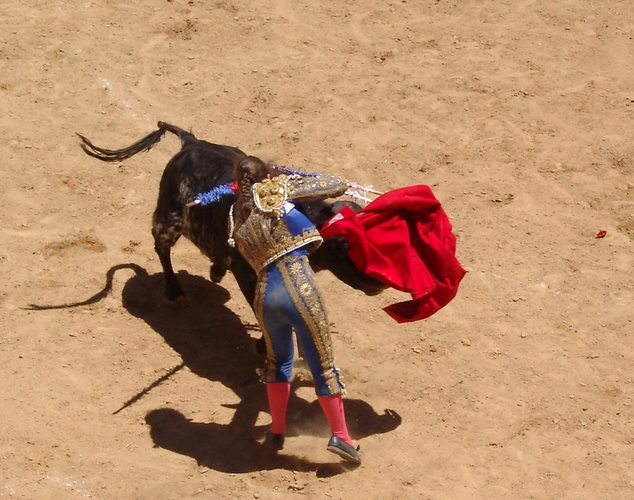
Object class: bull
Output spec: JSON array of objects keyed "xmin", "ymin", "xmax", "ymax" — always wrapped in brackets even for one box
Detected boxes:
[{"xmin": 77, "ymin": 122, "xmax": 386, "ymax": 310}]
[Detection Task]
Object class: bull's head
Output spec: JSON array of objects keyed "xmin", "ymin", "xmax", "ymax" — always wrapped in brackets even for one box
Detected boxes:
[{"xmin": 302, "ymin": 200, "xmax": 387, "ymax": 296}]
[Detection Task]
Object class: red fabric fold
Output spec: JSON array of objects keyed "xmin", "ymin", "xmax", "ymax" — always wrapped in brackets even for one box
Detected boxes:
[{"xmin": 320, "ymin": 185, "xmax": 466, "ymax": 323}]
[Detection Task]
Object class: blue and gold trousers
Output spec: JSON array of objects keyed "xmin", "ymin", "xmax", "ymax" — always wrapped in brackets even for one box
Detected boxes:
[{"xmin": 253, "ymin": 249, "xmax": 345, "ymax": 396}]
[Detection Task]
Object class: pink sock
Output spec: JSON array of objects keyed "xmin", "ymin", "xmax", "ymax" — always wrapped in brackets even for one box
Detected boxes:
[
  {"xmin": 267, "ymin": 382, "xmax": 290, "ymax": 435},
  {"xmin": 318, "ymin": 394, "xmax": 353, "ymax": 446}
]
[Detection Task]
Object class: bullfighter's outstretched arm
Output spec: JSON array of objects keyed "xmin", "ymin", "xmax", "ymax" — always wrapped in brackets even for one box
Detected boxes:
[{"xmin": 287, "ymin": 174, "xmax": 348, "ymax": 202}]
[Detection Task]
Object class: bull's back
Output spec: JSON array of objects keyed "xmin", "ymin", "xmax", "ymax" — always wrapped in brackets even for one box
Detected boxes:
[
  {"xmin": 159, "ymin": 140, "xmax": 244, "ymax": 256},
  {"xmin": 158, "ymin": 141, "xmax": 244, "ymax": 199}
]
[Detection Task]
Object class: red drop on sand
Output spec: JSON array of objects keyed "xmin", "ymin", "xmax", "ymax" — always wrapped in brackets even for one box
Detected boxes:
[{"xmin": 595, "ymin": 230, "xmax": 607, "ymax": 239}]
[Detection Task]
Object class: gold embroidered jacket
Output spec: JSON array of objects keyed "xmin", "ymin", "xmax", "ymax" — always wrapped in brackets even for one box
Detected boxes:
[{"xmin": 234, "ymin": 174, "xmax": 348, "ymax": 272}]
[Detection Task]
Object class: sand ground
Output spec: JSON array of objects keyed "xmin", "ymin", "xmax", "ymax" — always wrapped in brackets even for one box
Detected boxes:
[{"xmin": 1, "ymin": 1, "xmax": 632, "ymax": 498}]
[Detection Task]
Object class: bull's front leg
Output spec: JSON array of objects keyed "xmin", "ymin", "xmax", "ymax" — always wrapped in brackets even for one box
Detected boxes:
[{"xmin": 209, "ymin": 254, "xmax": 229, "ymax": 283}]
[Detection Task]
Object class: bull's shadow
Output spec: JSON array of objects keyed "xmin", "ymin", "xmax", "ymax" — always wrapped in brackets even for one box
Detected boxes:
[{"xmin": 119, "ymin": 265, "xmax": 401, "ymax": 473}]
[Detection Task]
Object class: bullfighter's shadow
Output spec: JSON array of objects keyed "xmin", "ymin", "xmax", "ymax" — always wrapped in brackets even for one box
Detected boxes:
[{"xmin": 119, "ymin": 265, "xmax": 401, "ymax": 473}]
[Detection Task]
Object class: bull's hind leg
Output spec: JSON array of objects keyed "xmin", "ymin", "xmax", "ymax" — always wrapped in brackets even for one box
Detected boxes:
[{"xmin": 152, "ymin": 217, "xmax": 185, "ymax": 302}]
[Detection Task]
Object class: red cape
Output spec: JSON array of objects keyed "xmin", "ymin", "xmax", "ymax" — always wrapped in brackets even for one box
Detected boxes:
[{"xmin": 320, "ymin": 185, "xmax": 466, "ymax": 323}]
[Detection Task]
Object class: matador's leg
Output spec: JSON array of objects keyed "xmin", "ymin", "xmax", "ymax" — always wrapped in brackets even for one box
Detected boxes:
[
  {"xmin": 254, "ymin": 265, "xmax": 294, "ymax": 445},
  {"xmin": 274, "ymin": 253, "xmax": 344, "ymax": 396}
]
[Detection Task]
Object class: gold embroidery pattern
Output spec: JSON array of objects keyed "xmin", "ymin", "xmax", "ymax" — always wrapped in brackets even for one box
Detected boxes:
[
  {"xmin": 254, "ymin": 270, "xmax": 277, "ymax": 383},
  {"xmin": 233, "ymin": 173, "xmax": 346, "ymax": 272},
  {"xmin": 234, "ymin": 212, "xmax": 322, "ymax": 272},
  {"xmin": 252, "ymin": 175, "xmax": 289, "ymax": 216},
  {"xmin": 275, "ymin": 253, "xmax": 343, "ymax": 395},
  {"xmin": 287, "ymin": 175, "xmax": 348, "ymax": 202}
]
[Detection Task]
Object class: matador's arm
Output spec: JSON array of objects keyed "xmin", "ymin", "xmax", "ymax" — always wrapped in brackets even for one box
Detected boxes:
[{"xmin": 286, "ymin": 174, "xmax": 348, "ymax": 202}]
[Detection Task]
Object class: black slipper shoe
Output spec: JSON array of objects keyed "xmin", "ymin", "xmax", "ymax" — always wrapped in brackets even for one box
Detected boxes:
[{"xmin": 326, "ymin": 435, "xmax": 361, "ymax": 464}]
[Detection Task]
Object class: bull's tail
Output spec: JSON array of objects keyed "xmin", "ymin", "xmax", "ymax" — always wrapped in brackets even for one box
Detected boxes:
[{"xmin": 77, "ymin": 121, "xmax": 197, "ymax": 162}]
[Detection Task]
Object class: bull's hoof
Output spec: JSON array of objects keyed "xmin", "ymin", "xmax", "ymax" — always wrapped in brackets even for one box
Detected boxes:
[
  {"xmin": 255, "ymin": 337, "xmax": 267, "ymax": 356},
  {"xmin": 210, "ymin": 265, "xmax": 227, "ymax": 283},
  {"xmin": 161, "ymin": 295, "xmax": 191, "ymax": 308}
]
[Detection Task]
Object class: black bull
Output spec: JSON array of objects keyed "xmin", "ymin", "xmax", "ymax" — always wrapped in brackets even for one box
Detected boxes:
[{"xmin": 77, "ymin": 122, "xmax": 386, "ymax": 310}]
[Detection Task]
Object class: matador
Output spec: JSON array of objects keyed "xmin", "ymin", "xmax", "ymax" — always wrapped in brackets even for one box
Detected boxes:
[{"xmin": 231, "ymin": 156, "xmax": 361, "ymax": 464}]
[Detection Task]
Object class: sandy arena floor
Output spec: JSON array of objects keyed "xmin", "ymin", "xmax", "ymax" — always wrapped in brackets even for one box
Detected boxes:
[{"xmin": 1, "ymin": 1, "xmax": 632, "ymax": 498}]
